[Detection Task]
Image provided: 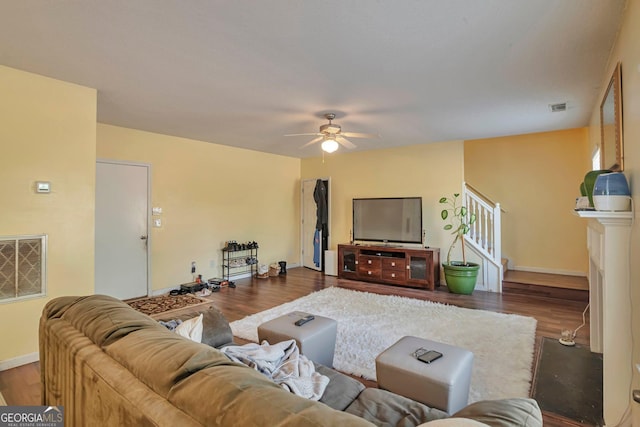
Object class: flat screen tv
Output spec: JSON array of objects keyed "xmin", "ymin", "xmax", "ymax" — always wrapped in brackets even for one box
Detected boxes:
[{"xmin": 352, "ymin": 197, "xmax": 423, "ymax": 245}]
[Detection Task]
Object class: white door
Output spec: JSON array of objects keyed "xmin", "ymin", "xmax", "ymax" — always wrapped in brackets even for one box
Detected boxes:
[
  {"xmin": 301, "ymin": 178, "xmax": 329, "ymax": 271},
  {"xmin": 95, "ymin": 161, "xmax": 149, "ymax": 300}
]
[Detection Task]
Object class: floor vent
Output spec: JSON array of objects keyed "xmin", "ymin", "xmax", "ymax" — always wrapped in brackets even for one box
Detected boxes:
[{"xmin": 0, "ymin": 235, "xmax": 47, "ymax": 303}]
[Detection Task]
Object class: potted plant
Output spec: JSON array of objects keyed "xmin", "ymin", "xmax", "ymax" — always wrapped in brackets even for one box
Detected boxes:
[{"xmin": 439, "ymin": 193, "xmax": 480, "ymax": 294}]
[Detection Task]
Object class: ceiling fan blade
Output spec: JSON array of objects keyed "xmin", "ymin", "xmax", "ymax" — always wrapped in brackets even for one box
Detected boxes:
[
  {"xmin": 341, "ymin": 132, "xmax": 379, "ymax": 139},
  {"xmin": 336, "ymin": 136, "xmax": 357, "ymax": 149},
  {"xmin": 300, "ymin": 136, "xmax": 324, "ymax": 148},
  {"xmin": 285, "ymin": 132, "xmax": 322, "ymax": 137}
]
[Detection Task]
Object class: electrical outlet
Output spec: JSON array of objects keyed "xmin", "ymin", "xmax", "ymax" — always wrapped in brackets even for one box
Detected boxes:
[
  {"xmin": 209, "ymin": 259, "xmax": 215, "ymax": 268},
  {"xmin": 191, "ymin": 261, "xmax": 196, "ymax": 274}
]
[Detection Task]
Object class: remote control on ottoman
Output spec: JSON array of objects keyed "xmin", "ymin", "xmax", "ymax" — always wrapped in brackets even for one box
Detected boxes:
[{"xmin": 295, "ymin": 315, "xmax": 315, "ymax": 326}]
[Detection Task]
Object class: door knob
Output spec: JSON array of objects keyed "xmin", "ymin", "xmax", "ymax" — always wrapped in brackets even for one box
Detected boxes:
[{"xmin": 140, "ymin": 235, "xmax": 148, "ymax": 240}]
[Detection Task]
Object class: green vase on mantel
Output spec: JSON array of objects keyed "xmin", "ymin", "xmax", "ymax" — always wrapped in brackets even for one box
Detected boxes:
[{"xmin": 583, "ymin": 170, "xmax": 611, "ymax": 207}]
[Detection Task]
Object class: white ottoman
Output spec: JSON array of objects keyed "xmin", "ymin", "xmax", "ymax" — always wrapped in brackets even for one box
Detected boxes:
[
  {"xmin": 257, "ymin": 311, "xmax": 337, "ymax": 367},
  {"xmin": 375, "ymin": 336, "xmax": 474, "ymax": 414}
]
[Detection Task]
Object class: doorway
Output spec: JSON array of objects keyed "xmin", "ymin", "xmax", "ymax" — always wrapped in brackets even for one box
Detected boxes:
[
  {"xmin": 95, "ymin": 160, "xmax": 150, "ymax": 300},
  {"xmin": 301, "ymin": 178, "xmax": 330, "ymax": 271}
]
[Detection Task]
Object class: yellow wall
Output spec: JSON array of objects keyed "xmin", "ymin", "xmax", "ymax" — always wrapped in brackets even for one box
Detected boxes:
[
  {"xmin": 97, "ymin": 124, "xmax": 300, "ymax": 291},
  {"xmin": 587, "ymin": 0, "xmax": 640, "ymax": 423},
  {"xmin": 0, "ymin": 66, "xmax": 96, "ymax": 362},
  {"xmin": 464, "ymin": 128, "xmax": 590, "ymax": 274},
  {"xmin": 301, "ymin": 141, "xmax": 464, "ymax": 257}
]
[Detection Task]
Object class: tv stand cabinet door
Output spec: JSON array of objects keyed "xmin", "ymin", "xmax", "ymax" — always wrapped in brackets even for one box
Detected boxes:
[
  {"xmin": 406, "ymin": 249, "xmax": 439, "ymax": 290},
  {"xmin": 338, "ymin": 245, "xmax": 359, "ymax": 279}
]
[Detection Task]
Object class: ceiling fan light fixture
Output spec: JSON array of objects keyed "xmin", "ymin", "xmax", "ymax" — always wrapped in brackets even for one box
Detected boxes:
[
  {"xmin": 285, "ymin": 112, "xmax": 375, "ymax": 152},
  {"xmin": 321, "ymin": 138, "xmax": 339, "ymax": 153}
]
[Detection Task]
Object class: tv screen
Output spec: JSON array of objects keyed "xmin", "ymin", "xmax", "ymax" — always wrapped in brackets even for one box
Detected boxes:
[{"xmin": 353, "ymin": 197, "xmax": 423, "ymax": 244}]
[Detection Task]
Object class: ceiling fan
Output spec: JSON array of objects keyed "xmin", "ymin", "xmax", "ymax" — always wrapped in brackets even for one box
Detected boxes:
[{"xmin": 285, "ymin": 113, "xmax": 378, "ymax": 153}]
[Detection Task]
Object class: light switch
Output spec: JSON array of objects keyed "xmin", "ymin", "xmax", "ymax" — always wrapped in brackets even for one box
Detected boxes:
[
  {"xmin": 35, "ymin": 181, "xmax": 51, "ymax": 193},
  {"xmin": 153, "ymin": 218, "xmax": 162, "ymax": 227},
  {"xmin": 152, "ymin": 207, "xmax": 163, "ymax": 215}
]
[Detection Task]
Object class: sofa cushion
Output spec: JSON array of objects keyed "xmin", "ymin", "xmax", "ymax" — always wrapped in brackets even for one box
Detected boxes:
[
  {"xmin": 168, "ymin": 363, "xmax": 372, "ymax": 426},
  {"xmin": 452, "ymin": 398, "xmax": 542, "ymax": 427},
  {"xmin": 106, "ymin": 325, "xmax": 236, "ymax": 397},
  {"xmin": 315, "ymin": 363, "xmax": 366, "ymax": 411},
  {"xmin": 345, "ymin": 388, "xmax": 448, "ymax": 427}
]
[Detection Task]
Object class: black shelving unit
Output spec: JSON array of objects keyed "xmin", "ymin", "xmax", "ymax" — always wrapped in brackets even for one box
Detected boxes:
[{"xmin": 222, "ymin": 243, "xmax": 258, "ymax": 282}]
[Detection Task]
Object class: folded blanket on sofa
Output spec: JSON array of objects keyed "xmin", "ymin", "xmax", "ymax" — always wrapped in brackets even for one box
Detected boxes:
[{"xmin": 221, "ymin": 339, "xmax": 330, "ymax": 400}]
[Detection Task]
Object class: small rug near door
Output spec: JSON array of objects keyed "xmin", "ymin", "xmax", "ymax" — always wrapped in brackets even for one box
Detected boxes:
[
  {"xmin": 230, "ymin": 287, "xmax": 537, "ymax": 403},
  {"xmin": 126, "ymin": 294, "xmax": 211, "ymax": 316},
  {"xmin": 532, "ymin": 337, "xmax": 603, "ymax": 425}
]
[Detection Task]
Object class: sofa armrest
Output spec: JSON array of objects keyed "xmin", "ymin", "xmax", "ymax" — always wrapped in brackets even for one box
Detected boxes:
[{"xmin": 452, "ymin": 398, "xmax": 543, "ymax": 427}]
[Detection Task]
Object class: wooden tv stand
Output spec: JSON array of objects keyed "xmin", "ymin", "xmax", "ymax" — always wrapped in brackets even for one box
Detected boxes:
[{"xmin": 337, "ymin": 244, "xmax": 440, "ymax": 290}]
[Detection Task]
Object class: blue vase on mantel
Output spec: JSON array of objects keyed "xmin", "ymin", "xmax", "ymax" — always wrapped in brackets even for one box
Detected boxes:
[
  {"xmin": 583, "ymin": 170, "xmax": 611, "ymax": 208},
  {"xmin": 593, "ymin": 172, "xmax": 631, "ymax": 211}
]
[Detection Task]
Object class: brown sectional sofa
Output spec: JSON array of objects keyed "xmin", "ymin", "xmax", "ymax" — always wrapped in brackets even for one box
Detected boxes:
[{"xmin": 39, "ymin": 295, "xmax": 543, "ymax": 426}]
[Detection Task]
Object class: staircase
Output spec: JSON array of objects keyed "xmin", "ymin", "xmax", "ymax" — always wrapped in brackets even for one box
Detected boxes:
[
  {"xmin": 462, "ymin": 183, "xmax": 589, "ymax": 296},
  {"xmin": 462, "ymin": 182, "xmax": 503, "ymax": 292}
]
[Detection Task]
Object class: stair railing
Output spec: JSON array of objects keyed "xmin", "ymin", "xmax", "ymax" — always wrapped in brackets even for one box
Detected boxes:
[{"xmin": 463, "ymin": 182, "xmax": 502, "ymax": 275}]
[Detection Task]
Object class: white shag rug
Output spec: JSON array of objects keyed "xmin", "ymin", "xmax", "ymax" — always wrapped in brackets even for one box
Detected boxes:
[{"xmin": 230, "ymin": 287, "xmax": 537, "ymax": 403}]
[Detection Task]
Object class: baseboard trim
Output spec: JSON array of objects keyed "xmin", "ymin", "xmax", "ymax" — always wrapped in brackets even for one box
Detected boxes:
[
  {"xmin": 512, "ymin": 266, "xmax": 586, "ymax": 277},
  {"xmin": 149, "ymin": 264, "xmax": 302, "ymax": 296},
  {"xmin": 150, "ymin": 286, "xmax": 176, "ymax": 296},
  {"xmin": 0, "ymin": 352, "xmax": 39, "ymax": 371}
]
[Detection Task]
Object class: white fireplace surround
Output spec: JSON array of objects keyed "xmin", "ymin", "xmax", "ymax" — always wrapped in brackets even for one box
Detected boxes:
[{"xmin": 575, "ymin": 210, "xmax": 633, "ymax": 425}]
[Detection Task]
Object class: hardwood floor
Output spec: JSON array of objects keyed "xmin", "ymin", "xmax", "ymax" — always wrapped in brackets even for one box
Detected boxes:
[
  {"xmin": 0, "ymin": 267, "xmax": 592, "ymax": 426},
  {"xmin": 0, "ymin": 360, "xmax": 40, "ymax": 407}
]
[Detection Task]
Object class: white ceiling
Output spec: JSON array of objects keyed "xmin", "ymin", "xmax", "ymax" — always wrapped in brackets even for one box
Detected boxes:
[{"xmin": 0, "ymin": 1, "xmax": 627, "ymax": 158}]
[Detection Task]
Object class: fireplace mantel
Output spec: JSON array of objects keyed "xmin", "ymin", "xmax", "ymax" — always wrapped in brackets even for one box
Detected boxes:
[
  {"xmin": 574, "ymin": 209, "xmax": 632, "ymax": 425},
  {"xmin": 574, "ymin": 209, "xmax": 633, "ymax": 222}
]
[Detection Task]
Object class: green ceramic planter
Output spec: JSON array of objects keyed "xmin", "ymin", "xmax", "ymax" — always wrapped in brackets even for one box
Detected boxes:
[
  {"xmin": 443, "ymin": 262, "xmax": 480, "ymax": 295},
  {"xmin": 583, "ymin": 170, "xmax": 611, "ymax": 207}
]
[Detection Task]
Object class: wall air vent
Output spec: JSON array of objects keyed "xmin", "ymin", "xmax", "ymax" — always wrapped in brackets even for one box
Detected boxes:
[
  {"xmin": 0, "ymin": 234, "xmax": 47, "ymax": 303},
  {"xmin": 549, "ymin": 103, "xmax": 567, "ymax": 112}
]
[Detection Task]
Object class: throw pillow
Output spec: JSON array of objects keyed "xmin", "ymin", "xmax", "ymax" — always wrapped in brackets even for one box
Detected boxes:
[{"xmin": 174, "ymin": 313, "xmax": 203, "ymax": 343}]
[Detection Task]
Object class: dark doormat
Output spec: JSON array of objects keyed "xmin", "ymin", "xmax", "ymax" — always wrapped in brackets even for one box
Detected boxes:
[{"xmin": 531, "ymin": 337, "xmax": 603, "ymax": 426}]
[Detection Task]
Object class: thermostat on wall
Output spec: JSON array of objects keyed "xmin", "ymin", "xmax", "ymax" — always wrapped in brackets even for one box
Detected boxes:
[{"xmin": 35, "ymin": 181, "xmax": 51, "ymax": 193}]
